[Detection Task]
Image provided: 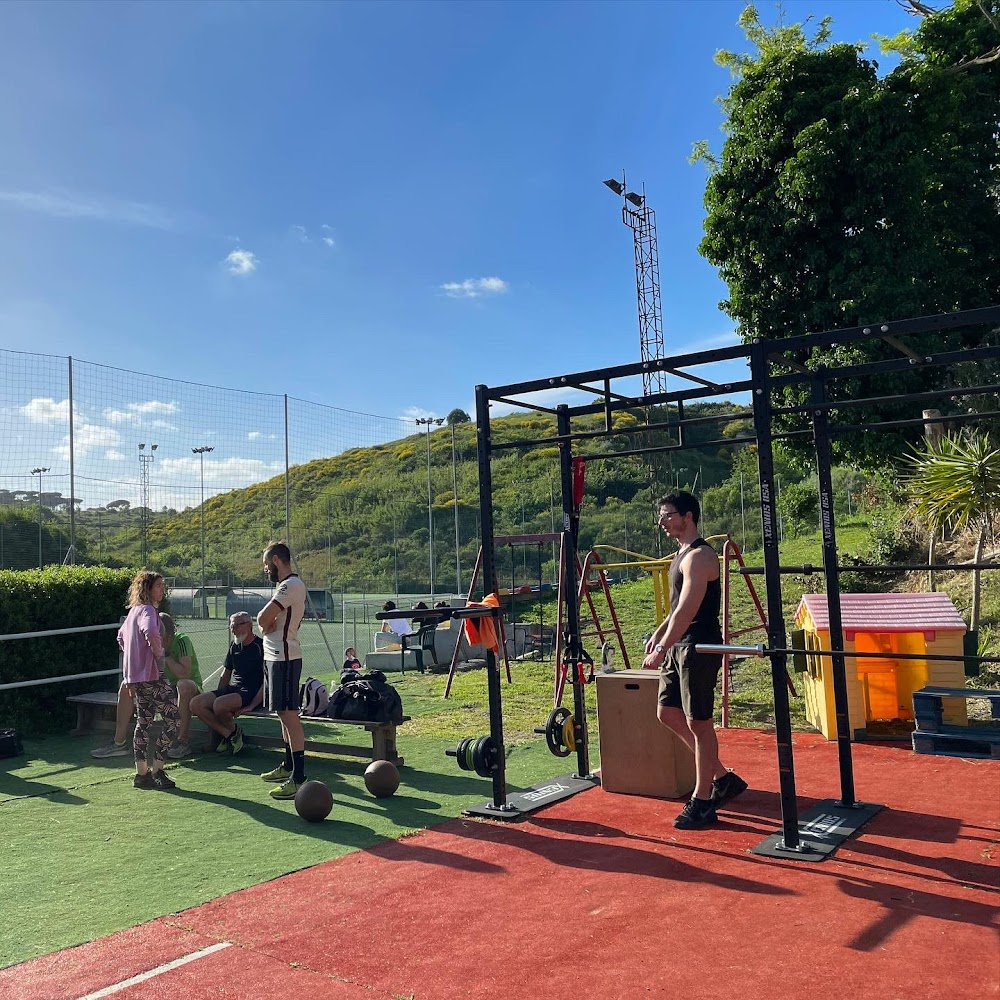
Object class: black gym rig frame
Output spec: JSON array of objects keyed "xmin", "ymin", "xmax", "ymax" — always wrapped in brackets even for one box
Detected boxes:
[{"xmin": 472, "ymin": 305, "xmax": 1000, "ymax": 848}]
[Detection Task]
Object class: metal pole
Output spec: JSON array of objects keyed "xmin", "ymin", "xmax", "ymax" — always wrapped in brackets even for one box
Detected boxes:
[
  {"xmin": 623, "ymin": 508, "xmax": 629, "ymax": 581},
  {"xmin": 67, "ymin": 357, "xmax": 76, "ymax": 563},
  {"xmin": 38, "ymin": 468, "xmax": 43, "ymax": 569},
  {"xmin": 36, "ymin": 468, "xmax": 46, "ymax": 569},
  {"xmin": 740, "ymin": 471, "xmax": 747, "ymax": 550},
  {"xmin": 811, "ymin": 378, "xmax": 856, "ymax": 807},
  {"xmin": 192, "ymin": 446, "xmax": 213, "ymax": 618},
  {"xmin": 557, "ymin": 405, "xmax": 590, "ymax": 780},
  {"xmin": 451, "ymin": 421, "xmax": 461, "ymax": 595},
  {"xmin": 200, "ymin": 453, "xmax": 206, "ymax": 617},
  {"xmin": 476, "ymin": 383, "xmax": 510, "ymax": 811},
  {"xmin": 749, "ymin": 340, "xmax": 800, "ymax": 851},
  {"xmin": 284, "ymin": 394, "xmax": 291, "ymax": 547},
  {"xmin": 425, "ymin": 424, "xmax": 434, "ymax": 597}
]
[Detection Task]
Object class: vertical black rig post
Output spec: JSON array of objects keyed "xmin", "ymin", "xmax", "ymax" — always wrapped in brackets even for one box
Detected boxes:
[
  {"xmin": 810, "ymin": 376, "xmax": 858, "ymax": 807},
  {"xmin": 475, "ymin": 383, "xmax": 512, "ymax": 813},
  {"xmin": 748, "ymin": 340, "xmax": 802, "ymax": 852},
  {"xmin": 557, "ymin": 404, "xmax": 592, "ymax": 779}
]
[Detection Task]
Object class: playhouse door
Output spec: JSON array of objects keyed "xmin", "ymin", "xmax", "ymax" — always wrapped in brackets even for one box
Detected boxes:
[{"xmin": 858, "ymin": 661, "xmax": 899, "ymax": 721}]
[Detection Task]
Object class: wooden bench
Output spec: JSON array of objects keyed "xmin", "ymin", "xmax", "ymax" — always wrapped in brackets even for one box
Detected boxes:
[
  {"xmin": 67, "ymin": 691, "xmax": 410, "ymax": 766},
  {"xmin": 911, "ymin": 685, "xmax": 1000, "ymax": 760}
]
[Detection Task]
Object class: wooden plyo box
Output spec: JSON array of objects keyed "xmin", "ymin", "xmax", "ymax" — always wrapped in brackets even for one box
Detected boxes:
[{"xmin": 596, "ymin": 670, "xmax": 695, "ymax": 799}]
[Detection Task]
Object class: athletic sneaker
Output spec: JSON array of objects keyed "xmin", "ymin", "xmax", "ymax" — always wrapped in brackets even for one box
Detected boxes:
[
  {"xmin": 215, "ymin": 733, "xmax": 232, "ymax": 754},
  {"xmin": 261, "ymin": 764, "xmax": 293, "ymax": 782},
  {"xmin": 711, "ymin": 771, "xmax": 749, "ymax": 808},
  {"xmin": 673, "ymin": 797, "xmax": 718, "ymax": 830},
  {"xmin": 133, "ymin": 772, "xmax": 155, "ymax": 790},
  {"xmin": 150, "ymin": 770, "xmax": 176, "ymax": 791},
  {"xmin": 230, "ymin": 725, "xmax": 244, "ymax": 755},
  {"xmin": 268, "ymin": 778, "xmax": 302, "ymax": 800},
  {"xmin": 92, "ymin": 739, "xmax": 130, "ymax": 759},
  {"xmin": 166, "ymin": 740, "xmax": 191, "ymax": 760}
]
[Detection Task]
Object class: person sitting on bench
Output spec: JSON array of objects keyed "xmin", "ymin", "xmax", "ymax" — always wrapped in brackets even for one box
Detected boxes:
[
  {"xmin": 90, "ymin": 612, "xmax": 203, "ymax": 760},
  {"xmin": 379, "ymin": 600, "xmax": 413, "ymax": 638},
  {"xmin": 189, "ymin": 611, "xmax": 264, "ymax": 754}
]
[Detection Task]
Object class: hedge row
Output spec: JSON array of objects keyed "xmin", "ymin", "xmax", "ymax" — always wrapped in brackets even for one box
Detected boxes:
[{"xmin": 0, "ymin": 566, "xmax": 137, "ymax": 734}]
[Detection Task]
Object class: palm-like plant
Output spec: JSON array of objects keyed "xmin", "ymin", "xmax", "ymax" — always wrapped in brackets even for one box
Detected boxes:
[{"xmin": 901, "ymin": 431, "xmax": 1000, "ymax": 631}]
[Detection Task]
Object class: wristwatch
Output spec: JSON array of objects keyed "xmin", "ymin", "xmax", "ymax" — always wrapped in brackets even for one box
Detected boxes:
[{"xmin": 654, "ymin": 643, "xmax": 665, "ymax": 654}]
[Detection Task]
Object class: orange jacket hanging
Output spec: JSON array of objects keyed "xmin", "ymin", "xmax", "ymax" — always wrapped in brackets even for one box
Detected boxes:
[{"xmin": 463, "ymin": 593, "xmax": 501, "ymax": 653}]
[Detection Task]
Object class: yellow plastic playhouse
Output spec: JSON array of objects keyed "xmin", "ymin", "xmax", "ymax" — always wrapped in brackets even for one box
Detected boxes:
[{"xmin": 794, "ymin": 593, "xmax": 968, "ymax": 739}]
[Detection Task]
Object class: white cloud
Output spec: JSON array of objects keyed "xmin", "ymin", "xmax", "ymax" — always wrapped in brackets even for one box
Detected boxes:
[
  {"xmin": 0, "ymin": 190, "xmax": 174, "ymax": 229},
  {"xmin": 225, "ymin": 249, "xmax": 258, "ymax": 276},
  {"xmin": 292, "ymin": 225, "xmax": 309, "ymax": 243},
  {"xmin": 19, "ymin": 397, "xmax": 70, "ymax": 425},
  {"xmin": 321, "ymin": 224, "xmax": 335, "ymax": 247},
  {"xmin": 54, "ymin": 422, "xmax": 120, "ymax": 461},
  {"xmin": 105, "ymin": 450, "xmax": 125, "ymax": 461},
  {"xmin": 247, "ymin": 431, "xmax": 261, "ymax": 440},
  {"xmin": 157, "ymin": 455, "xmax": 284, "ymax": 486},
  {"xmin": 131, "ymin": 400, "xmax": 178, "ymax": 415},
  {"xmin": 440, "ymin": 276, "xmax": 508, "ymax": 299},
  {"xmin": 322, "ymin": 236, "xmax": 335, "ymax": 247},
  {"xmin": 103, "ymin": 401, "xmax": 179, "ymax": 425},
  {"xmin": 401, "ymin": 406, "xmax": 441, "ymax": 423}
]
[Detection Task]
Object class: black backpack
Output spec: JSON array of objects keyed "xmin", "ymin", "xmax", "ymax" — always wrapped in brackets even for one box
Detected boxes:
[
  {"xmin": 328, "ymin": 670, "xmax": 403, "ymax": 724},
  {"xmin": 0, "ymin": 729, "xmax": 23, "ymax": 759}
]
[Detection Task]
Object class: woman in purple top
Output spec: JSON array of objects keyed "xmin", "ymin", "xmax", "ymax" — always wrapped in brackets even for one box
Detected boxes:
[{"xmin": 116, "ymin": 570, "xmax": 181, "ymax": 790}]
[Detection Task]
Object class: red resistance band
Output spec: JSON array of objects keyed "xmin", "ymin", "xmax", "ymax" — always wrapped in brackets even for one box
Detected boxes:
[{"xmin": 559, "ymin": 657, "xmax": 594, "ymax": 687}]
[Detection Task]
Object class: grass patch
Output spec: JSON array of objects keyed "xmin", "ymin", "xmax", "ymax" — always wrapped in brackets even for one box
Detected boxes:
[{"xmin": 0, "ymin": 728, "xmax": 576, "ymax": 969}]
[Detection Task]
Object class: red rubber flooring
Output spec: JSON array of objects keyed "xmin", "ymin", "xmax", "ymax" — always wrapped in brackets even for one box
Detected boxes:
[{"xmin": 3, "ymin": 730, "xmax": 998, "ymax": 1000}]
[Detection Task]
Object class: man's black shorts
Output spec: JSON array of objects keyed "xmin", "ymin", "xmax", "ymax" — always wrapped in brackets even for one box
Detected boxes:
[
  {"xmin": 264, "ymin": 659, "xmax": 303, "ymax": 712},
  {"xmin": 213, "ymin": 684, "xmax": 258, "ymax": 710},
  {"xmin": 657, "ymin": 644, "xmax": 721, "ymax": 721}
]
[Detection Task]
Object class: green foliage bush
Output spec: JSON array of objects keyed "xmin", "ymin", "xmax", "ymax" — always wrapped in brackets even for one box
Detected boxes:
[{"xmin": 0, "ymin": 566, "xmax": 135, "ymax": 734}]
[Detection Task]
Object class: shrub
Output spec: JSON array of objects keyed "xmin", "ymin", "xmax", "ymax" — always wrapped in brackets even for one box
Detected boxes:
[{"xmin": 0, "ymin": 566, "xmax": 135, "ymax": 733}]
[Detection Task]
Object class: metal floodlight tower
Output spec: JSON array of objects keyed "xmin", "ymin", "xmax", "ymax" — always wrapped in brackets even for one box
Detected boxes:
[
  {"xmin": 415, "ymin": 416, "xmax": 445, "ymax": 597},
  {"xmin": 192, "ymin": 446, "xmax": 214, "ymax": 618},
  {"xmin": 603, "ymin": 173, "xmax": 667, "ymax": 396},
  {"xmin": 30, "ymin": 466, "xmax": 50, "ymax": 570},
  {"xmin": 138, "ymin": 443, "xmax": 158, "ymax": 566}
]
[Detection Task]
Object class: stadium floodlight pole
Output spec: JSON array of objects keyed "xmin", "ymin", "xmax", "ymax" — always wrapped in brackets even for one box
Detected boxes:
[
  {"xmin": 192, "ymin": 446, "xmax": 214, "ymax": 618},
  {"xmin": 30, "ymin": 467, "xmax": 50, "ymax": 570},
  {"xmin": 450, "ymin": 420, "xmax": 461, "ymax": 596},
  {"xmin": 138, "ymin": 443, "xmax": 158, "ymax": 566},
  {"xmin": 415, "ymin": 417, "xmax": 445, "ymax": 597}
]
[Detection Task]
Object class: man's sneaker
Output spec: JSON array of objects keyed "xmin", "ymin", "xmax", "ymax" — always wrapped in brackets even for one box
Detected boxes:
[
  {"xmin": 215, "ymin": 733, "xmax": 233, "ymax": 754},
  {"xmin": 92, "ymin": 739, "xmax": 130, "ymax": 759},
  {"xmin": 133, "ymin": 772, "xmax": 155, "ymax": 790},
  {"xmin": 230, "ymin": 725, "xmax": 244, "ymax": 755},
  {"xmin": 711, "ymin": 771, "xmax": 749, "ymax": 808},
  {"xmin": 268, "ymin": 778, "xmax": 301, "ymax": 800},
  {"xmin": 150, "ymin": 770, "xmax": 176, "ymax": 791},
  {"xmin": 261, "ymin": 764, "xmax": 292, "ymax": 782},
  {"xmin": 166, "ymin": 740, "xmax": 191, "ymax": 760},
  {"xmin": 673, "ymin": 797, "xmax": 718, "ymax": 830}
]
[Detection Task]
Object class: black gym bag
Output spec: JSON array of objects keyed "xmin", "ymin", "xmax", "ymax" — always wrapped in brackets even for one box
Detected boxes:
[{"xmin": 0, "ymin": 729, "xmax": 24, "ymax": 759}]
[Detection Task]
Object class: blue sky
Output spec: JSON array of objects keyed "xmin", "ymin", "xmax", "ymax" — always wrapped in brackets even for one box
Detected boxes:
[{"xmin": 0, "ymin": 0, "xmax": 918, "ymax": 506}]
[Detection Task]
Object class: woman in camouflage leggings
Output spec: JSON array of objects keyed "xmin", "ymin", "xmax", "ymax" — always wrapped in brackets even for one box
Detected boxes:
[{"xmin": 117, "ymin": 570, "xmax": 181, "ymax": 791}]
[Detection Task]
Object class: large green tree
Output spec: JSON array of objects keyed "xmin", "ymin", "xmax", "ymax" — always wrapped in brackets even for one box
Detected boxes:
[{"xmin": 696, "ymin": 1, "xmax": 1000, "ymax": 468}]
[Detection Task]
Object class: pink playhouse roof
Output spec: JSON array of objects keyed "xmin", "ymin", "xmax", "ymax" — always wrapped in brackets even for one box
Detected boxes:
[{"xmin": 797, "ymin": 592, "xmax": 966, "ymax": 634}]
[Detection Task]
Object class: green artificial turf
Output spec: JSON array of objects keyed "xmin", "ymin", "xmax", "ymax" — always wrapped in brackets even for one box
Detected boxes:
[{"xmin": 0, "ymin": 725, "xmax": 591, "ymax": 970}]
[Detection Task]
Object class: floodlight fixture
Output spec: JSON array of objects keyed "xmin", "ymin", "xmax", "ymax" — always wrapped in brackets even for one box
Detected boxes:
[
  {"xmin": 603, "ymin": 178, "xmax": 624, "ymax": 196},
  {"xmin": 625, "ymin": 191, "xmax": 645, "ymax": 208}
]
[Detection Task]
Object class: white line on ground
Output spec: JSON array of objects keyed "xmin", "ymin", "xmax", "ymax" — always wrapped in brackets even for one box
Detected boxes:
[{"xmin": 76, "ymin": 942, "xmax": 232, "ymax": 999}]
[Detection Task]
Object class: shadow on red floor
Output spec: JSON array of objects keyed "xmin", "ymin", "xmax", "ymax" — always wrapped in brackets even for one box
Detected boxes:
[{"xmin": 5, "ymin": 730, "xmax": 998, "ymax": 1000}]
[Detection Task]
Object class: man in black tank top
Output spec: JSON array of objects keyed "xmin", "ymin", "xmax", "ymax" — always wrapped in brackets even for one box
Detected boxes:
[{"xmin": 643, "ymin": 491, "xmax": 748, "ymax": 829}]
